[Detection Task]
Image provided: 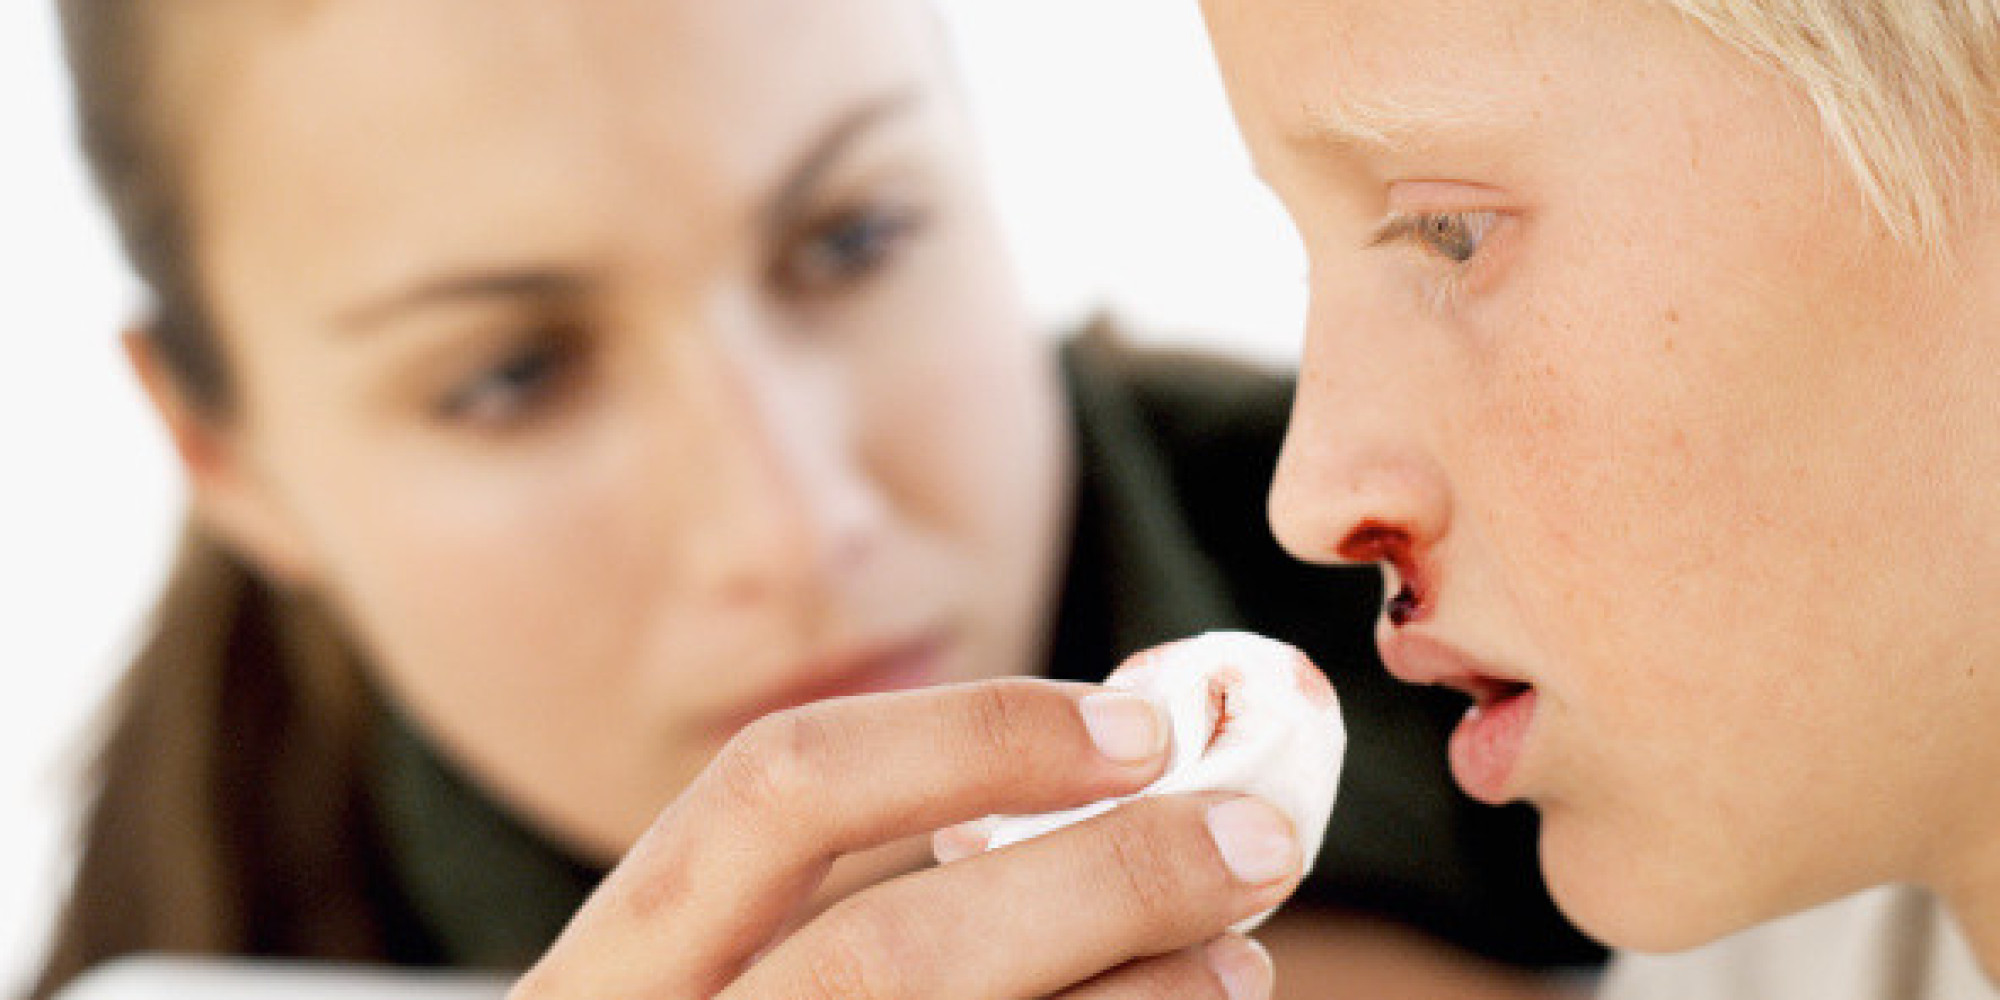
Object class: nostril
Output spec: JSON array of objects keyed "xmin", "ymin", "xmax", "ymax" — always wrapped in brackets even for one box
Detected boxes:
[
  {"xmin": 1339, "ymin": 521, "xmax": 1429, "ymax": 627},
  {"xmin": 1388, "ymin": 586, "xmax": 1421, "ymax": 627},
  {"xmin": 1338, "ymin": 521, "xmax": 1409, "ymax": 565}
]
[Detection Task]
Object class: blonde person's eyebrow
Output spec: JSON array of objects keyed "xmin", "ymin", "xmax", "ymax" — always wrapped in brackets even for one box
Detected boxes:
[{"xmin": 1289, "ymin": 88, "xmax": 1507, "ymax": 153}]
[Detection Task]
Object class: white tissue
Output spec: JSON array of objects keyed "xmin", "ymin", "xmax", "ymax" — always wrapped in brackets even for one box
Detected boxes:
[{"xmin": 984, "ymin": 631, "xmax": 1346, "ymax": 932}]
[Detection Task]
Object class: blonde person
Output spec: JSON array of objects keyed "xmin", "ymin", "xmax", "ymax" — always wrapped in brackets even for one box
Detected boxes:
[
  {"xmin": 37, "ymin": 1, "xmax": 1605, "ymax": 998},
  {"xmin": 1195, "ymin": 0, "xmax": 2000, "ymax": 997}
]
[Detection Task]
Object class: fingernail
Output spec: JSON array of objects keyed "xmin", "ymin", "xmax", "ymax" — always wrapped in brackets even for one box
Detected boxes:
[
  {"xmin": 1206, "ymin": 935, "xmax": 1274, "ymax": 1000},
  {"xmin": 1079, "ymin": 692, "xmax": 1165, "ymax": 765},
  {"xmin": 1205, "ymin": 798, "xmax": 1299, "ymax": 885},
  {"xmin": 931, "ymin": 823, "xmax": 988, "ymax": 864}
]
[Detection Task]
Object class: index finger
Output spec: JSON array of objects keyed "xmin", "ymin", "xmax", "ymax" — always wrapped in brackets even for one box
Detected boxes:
[{"xmin": 516, "ymin": 679, "xmax": 1169, "ymax": 998}]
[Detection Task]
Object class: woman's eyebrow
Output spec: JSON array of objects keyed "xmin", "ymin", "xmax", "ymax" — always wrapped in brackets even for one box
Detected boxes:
[
  {"xmin": 336, "ymin": 270, "xmax": 587, "ymax": 333},
  {"xmin": 760, "ymin": 85, "xmax": 926, "ymax": 237},
  {"xmin": 332, "ymin": 87, "xmax": 925, "ymax": 336}
]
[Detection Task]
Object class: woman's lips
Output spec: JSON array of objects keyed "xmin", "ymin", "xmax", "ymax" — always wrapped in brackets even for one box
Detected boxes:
[
  {"xmin": 1377, "ymin": 630, "xmax": 1538, "ymax": 804},
  {"xmin": 713, "ymin": 630, "xmax": 953, "ymax": 737}
]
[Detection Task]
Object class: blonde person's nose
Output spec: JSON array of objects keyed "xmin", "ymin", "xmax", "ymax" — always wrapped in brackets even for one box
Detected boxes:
[{"xmin": 1267, "ymin": 293, "xmax": 1450, "ymax": 573}]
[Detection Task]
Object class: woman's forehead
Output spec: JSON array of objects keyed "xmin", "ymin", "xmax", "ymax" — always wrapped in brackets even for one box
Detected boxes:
[
  {"xmin": 187, "ymin": 0, "xmax": 952, "ymax": 328},
  {"xmin": 201, "ymin": 0, "xmax": 943, "ymax": 154}
]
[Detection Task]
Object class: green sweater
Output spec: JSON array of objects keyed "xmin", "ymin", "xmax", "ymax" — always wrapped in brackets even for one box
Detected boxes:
[{"xmin": 371, "ymin": 323, "xmax": 1605, "ymax": 972}]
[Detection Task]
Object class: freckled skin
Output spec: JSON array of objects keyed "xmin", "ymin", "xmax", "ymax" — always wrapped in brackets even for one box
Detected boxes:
[{"xmin": 1204, "ymin": 0, "xmax": 2000, "ymax": 960}]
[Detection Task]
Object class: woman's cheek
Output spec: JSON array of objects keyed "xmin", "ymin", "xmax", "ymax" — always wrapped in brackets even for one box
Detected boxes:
[{"xmin": 303, "ymin": 416, "xmax": 658, "ymax": 703}]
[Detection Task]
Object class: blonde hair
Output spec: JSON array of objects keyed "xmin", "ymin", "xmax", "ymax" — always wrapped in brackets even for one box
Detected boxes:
[{"xmin": 1660, "ymin": 0, "xmax": 2000, "ymax": 249}]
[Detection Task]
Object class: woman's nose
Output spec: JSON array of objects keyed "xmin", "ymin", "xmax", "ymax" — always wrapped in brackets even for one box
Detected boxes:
[
  {"xmin": 679, "ymin": 343, "xmax": 890, "ymax": 606},
  {"xmin": 1267, "ymin": 289, "xmax": 1450, "ymax": 576}
]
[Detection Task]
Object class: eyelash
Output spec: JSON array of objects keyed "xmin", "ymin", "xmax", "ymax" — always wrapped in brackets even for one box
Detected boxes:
[
  {"xmin": 1368, "ymin": 209, "xmax": 1502, "ymax": 311},
  {"xmin": 435, "ymin": 324, "xmax": 584, "ymax": 431},
  {"xmin": 429, "ymin": 200, "xmax": 930, "ymax": 431},
  {"xmin": 770, "ymin": 199, "xmax": 932, "ymax": 301}
]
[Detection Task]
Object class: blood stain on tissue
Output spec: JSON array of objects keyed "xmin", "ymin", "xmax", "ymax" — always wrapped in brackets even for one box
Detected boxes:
[
  {"xmin": 1204, "ymin": 667, "xmax": 1245, "ymax": 751},
  {"xmin": 1290, "ymin": 653, "xmax": 1337, "ymax": 710}
]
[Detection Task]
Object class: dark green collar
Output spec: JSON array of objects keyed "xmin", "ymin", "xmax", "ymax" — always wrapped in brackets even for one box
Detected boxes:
[
  {"xmin": 1045, "ymin": 323, "xmax": 1246, "ymax": 674},
  {"xmin": 371, "ymin": 708, "xmax": 606, "ymax": 969}
]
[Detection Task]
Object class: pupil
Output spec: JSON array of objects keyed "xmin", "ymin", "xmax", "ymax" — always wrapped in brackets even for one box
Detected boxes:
[{"xmin": 1420, "ymin": 215, "xmax": 1474, "ymax": 262}]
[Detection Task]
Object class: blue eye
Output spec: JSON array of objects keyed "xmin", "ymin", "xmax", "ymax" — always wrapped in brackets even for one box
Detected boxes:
[
  {"xmin": 437, "ymin": 334, "xmax": 576, "ymax": 428},
  {"xmin": 774, "ymin": 202, "xmax": 930, "ymax": 297}
]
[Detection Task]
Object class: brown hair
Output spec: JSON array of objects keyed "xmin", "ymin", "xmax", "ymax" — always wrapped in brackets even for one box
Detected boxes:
[
  {"xmin": 32, "ymin": 534, "xmax": 399, "ymax": 998},
  {"xmin": 36, "ymin": 2, "xmax": 401, "ymax": 995}
]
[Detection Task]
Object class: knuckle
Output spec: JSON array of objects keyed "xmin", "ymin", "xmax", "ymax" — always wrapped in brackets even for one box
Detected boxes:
[
  {"xmin": 807, "ymin": 899, "xmax": 927, "ymax": 1000},
  {"xmin": 1063, "ymin": 951, "xmax": 1221, "ymax": 1000},
  {"xmin": 713, "ymin": 708, "xmax": 840, "ymax": 820},
  {"xmin": 1092, "ymin": 807, "xmax": 1195, "ymax": 931},
  {"xmin": 801, "ymin": 940, "xmax": 883, "ymax": 1000},
  {"xmin": 956, "ymin": 680, "xmax": 1039, "ymax": 779},
  {"xmin": 1123, "ymin": 953, "xmax": 1224, "ymax": 1000}
]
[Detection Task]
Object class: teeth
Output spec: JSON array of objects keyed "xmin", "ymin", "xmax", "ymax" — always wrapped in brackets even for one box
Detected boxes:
[{"xmin": 1445, "ymin": 677, "xmax": 1528, "ymax": 707}]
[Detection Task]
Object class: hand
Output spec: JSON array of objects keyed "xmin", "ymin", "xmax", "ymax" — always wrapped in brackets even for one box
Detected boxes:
[{"xmin": 509, "ymin": 678, "xmax": 1301, "ymax": 999}]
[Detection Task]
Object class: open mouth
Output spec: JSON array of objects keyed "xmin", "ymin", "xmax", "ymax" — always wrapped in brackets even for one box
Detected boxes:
[
  {"xmin": 1375, "ymin": 625, "xmax": 1537, "ymax": 802},
  {"xmin": 1446, "ymin": 677, "xmax": 1538, "ymax": 804},
  {"xmin": 1453, "ymin": 674, "xmax": 1533, "ymax": 710}
]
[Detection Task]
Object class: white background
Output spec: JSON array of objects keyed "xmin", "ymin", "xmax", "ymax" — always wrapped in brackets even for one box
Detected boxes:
[{"xmin": 0, "ymin": 1, "xmax": 1307, "ymax": 991}]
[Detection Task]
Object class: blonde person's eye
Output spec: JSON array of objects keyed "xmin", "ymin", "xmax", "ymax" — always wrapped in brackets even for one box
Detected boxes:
[
  {"xmin": 1370, "ymin": 210, "xmax": 1501, "ymax": 264},
  {"xmin": 1366, "ymin": 207, "xmax": 1508, "ymax": 312}
]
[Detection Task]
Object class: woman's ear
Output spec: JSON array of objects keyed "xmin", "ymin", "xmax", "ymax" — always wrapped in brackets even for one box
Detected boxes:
[{"xmin": 123, "ymin": 327, "xmax": 321, "ymax": 588}]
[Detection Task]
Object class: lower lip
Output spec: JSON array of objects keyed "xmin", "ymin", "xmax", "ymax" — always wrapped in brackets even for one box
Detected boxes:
[
  {"xmin": 831, "ymin": 639, "xmax": 951, "ymax": 700},
  {"xmin": 1448, "ymin": 686, "xmax": 1537, "ymax": 804}
]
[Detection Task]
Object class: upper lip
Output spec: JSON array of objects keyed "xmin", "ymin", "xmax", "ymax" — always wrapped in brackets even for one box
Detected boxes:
[
  {"xmin": 716, "ymin": 628, "xmax": 951, "ymax": 732},
  {"xmin": 1377, "ymin": 629, "xmax": 1531, "ymax": 706}
]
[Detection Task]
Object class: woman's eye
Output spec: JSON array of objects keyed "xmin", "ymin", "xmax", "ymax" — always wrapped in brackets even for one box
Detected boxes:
[
  {"xmin": 772, "ymin": 202, "xmax": 930, "ymax": 298},
  {"xmin": 436, "ymin": 333, "xmax": 578, "ymax": 429}
]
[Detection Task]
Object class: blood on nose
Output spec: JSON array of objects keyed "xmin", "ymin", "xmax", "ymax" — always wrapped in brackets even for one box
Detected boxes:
[
  {"xmin": 1388, "ymin": 586, "xmax": 1421, "ymax": 627},
  {"xmin": 1340, "ymin": 521, "xmax": 1427, "ymax": 627}
]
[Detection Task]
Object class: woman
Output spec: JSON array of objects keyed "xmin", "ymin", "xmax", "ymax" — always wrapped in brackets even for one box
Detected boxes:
[
  {"xmin": 39, "ymin": 0, "xmax": 1599, "ymax": 997},
  {"xmin": 1196, "ymin": 0, "xmax": 2000, "ymax": 996}
]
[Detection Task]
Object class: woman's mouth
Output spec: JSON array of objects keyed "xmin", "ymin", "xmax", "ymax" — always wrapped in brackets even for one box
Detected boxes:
[{"xmin": 714, "ymin": 630, "xmax": 954, "ymax": 737}]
